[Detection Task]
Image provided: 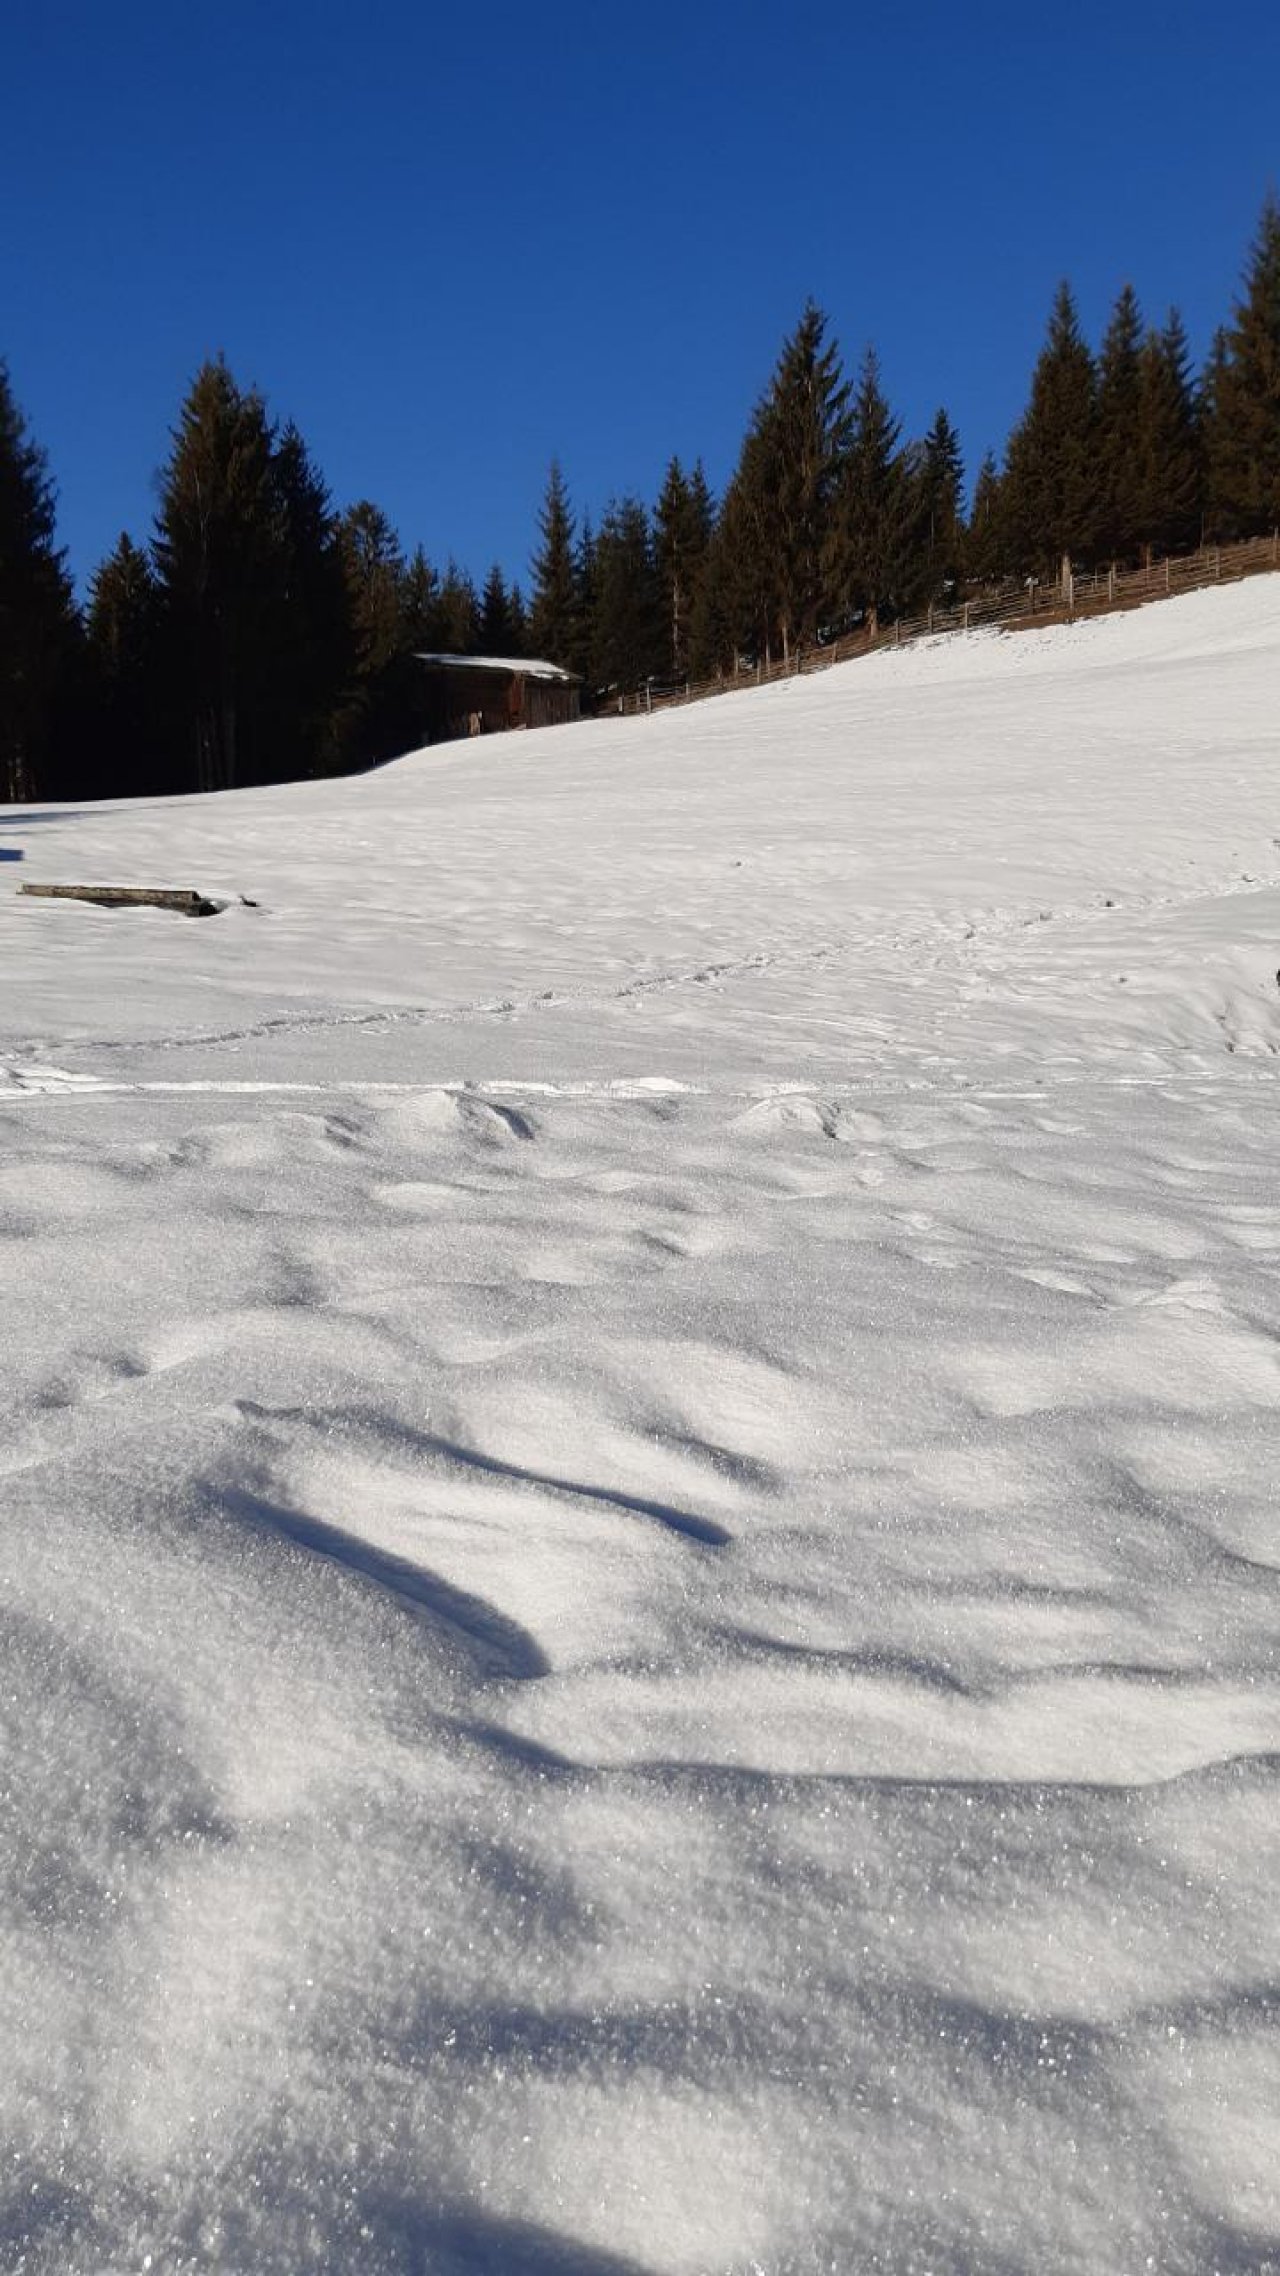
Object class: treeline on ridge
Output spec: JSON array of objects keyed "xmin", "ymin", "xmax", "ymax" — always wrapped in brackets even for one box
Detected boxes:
[{"xmin": 2, "ymin": 195, "xmax": 1278, "ymax": 805}]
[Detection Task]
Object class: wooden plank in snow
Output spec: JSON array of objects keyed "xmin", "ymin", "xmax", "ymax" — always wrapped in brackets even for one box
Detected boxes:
[{"xmin": 19, "ymin": 883, "xmax": 222, "ymax": 917}]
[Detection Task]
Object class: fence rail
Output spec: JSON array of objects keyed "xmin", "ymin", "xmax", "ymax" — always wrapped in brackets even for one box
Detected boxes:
[{"xmin": 614, "ymin": 530, "xmax": 1280, "ymax": 719}]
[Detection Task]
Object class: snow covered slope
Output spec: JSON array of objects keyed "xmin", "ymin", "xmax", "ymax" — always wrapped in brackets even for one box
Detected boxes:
[{"xmin": 2, "ymin": 580, "xmax": 1279, "ymax": 2274}]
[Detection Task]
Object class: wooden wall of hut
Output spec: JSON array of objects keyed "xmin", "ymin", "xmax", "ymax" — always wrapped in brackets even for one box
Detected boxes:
[{"xmin": 417, "ymin": 666, "xmax": 580, "ymax": 744}]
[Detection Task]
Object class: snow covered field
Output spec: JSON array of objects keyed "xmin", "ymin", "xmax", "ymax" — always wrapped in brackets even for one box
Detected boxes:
[{"xmin": 3, "ymin": 580, "xmax": 1279, "ymax": 2275}]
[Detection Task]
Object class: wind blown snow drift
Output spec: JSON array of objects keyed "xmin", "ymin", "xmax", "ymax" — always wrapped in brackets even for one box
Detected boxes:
[{"xmin": 2, "ymin": 581, "xmax": 1279, "ymax": 2274}]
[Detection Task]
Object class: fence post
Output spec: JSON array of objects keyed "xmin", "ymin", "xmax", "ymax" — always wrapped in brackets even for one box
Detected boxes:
[
  {"xmin": 1165, "ymin": 558, "xmax": 1171, "ymax": 593},
  {"xmin": 963, "ymin": 602, "xmax": 970, "ymax": 631}
]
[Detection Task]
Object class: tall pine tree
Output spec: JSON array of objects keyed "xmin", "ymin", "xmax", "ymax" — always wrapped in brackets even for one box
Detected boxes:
[
  {"xmin": 0, "ymin": 362, "xmax": 80, "ymax": 802},
  {"xmin": 915, "ymin": 409, "xmax": 965, "ymax": 602},
  {"xmin": 1135, "ymin": 314, "xmax": 1202, "ymax": 559},
  {"xmin": 590, "ymin": 497, "xmax": 663, "ymax": 695},
  {"xmin": 718, "ymin": 305, "xmax": 850, "ymax": 664},
  {"xmin": 153, "ymin": 358, "xmax": 280, "ymax": 792},
  {"xmin": 1204, "ymin": 194, "xmax": 1280, "ymax": 538},
  {"xmin": 654, "ymin": 457, "xmax": 714, "ymax": 681},
  {"xmin": 528, "ymin": 461, "xmax": 578, "ymax": 665},
  {"xmin": 827, "ymin": 349, "xmax": 914, "ymax": 634},
  {"xmin": 1096, "ymin": 284, "xmax": 1146, "ymax": 560},
  {"xmin": 964, "ymin": 451, "xmax": 1006, "ymax": 585},
  {"xmin": 86, "ymin": 533, "xmax": 171, "ymax": 797},
  {"xmin": 1001, "ymin": 284, "xmax": 1100, "ymax": 576},
  {"xmin": 261, "ymin": 420, "xmax": 352, "ymax": 782},
  {"xmin": 479, "ymin": 563, "xmax": 521, "ymax": 654},
  {"xmin": 765, "ymin": 304, "xmax": 850, "ymax": 658}
]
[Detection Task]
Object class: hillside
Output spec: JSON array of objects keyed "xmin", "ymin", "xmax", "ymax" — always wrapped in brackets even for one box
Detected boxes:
[{"xmin": 2, "ymin": 579, "xmax": 1279, "ymax": 2274}]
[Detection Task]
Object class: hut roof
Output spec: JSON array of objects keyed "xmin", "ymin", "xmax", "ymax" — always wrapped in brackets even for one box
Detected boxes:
[{"xmin": 414, "ymin": 653, "xmax": 578, "ymax": 682}]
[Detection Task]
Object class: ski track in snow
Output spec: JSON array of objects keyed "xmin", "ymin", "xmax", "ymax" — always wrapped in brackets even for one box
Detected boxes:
[{"xmin": 3, "ymin": 583, "xmax": 1280, "ymax": 2275}]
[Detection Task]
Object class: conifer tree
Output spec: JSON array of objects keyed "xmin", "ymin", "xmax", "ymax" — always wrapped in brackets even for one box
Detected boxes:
[
  {"xmin": 340, "ymin": 502, "xmax": 406, "ymax": 679},
  {"xmin": 507, "ymin": 582, "xmax": 529, "ymax": 655},
  {"xmin": 529, "ymin": 460, "xmax": 578, "ymax": 665},
  {"xmin": 915, "ymin": 409, "xmax": 965, "ymax": 601},
  {"xmin": 687, "ymin": 509, "xmax": 738, "ymax": 682},
  {"xmin": 654, "ymin": 457, "xmax": 714, "ymax": 681},
  {"xmin": 153, "ymin": 358, "xmax": 280, "ymax": 791},
  {"xmin": 571, "ymin": 513, "xmax": 598, "ymax": 682},
  {"xmin": 764, "ymin": 304, "xmax": 849, "ymax": 657},
  {"xmin": 827, "ymin": 349, "xmax": 913, "ymax": 634},
  {"xmin": 434, "ymin": 563, "xmax": 480, "ymax": 653},
  {"xmin": 1000, "ymin": 284, "xmax": 1100, "ymax": 575},
  {"xmin": 1096, "ymin": 284, "xmax": 1146, "ymax": 559},
  {"xmin": 399, "ymin": 547, "xmax": 441, "ymax": 651},
  {"xmin": 334, "ymin": 501, "xmax": 412, "ymax": 769},
  {"xmin": 155, "ymin": 361, "xmax": 354, "ymax": 788},
  {"xmin": 0, "ymin": 362, "xmax": 80, "ymax": 802},
  {"xmin": 710, "ymin": 425, "xmax": 778, "ymax": 666},
  {"xmin": 479, "ymin": 564, "xmax": 518, "ymax": 653},
  {"xmin": 262, "ymin": 420, "xmax": 352, "ymax": 782},
  {"xmin": 86, "ymin": 533, "xmax": 171, "ymax": 796},
  {"xmin": 964, "ymin": 452, "xmax": 1006, "ymax": 584},
  {"xmin": 1203, "ymin": 195, "xmax": 1280, "ymax": 538},
  {"xmin": 590, "ymin": 498, "xmax": 663, "ymax": 695},
  {"xmin": 1134, "ymin": 314, "xmax": 1202, "ymax": 559}
]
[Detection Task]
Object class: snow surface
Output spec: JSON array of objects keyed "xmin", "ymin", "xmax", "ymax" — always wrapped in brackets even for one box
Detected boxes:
[
  {"xmin": 2, "ymin": 580, "xmax": 1279, "ymax": 2275},
  {"xmin": 415, "ymin": 655, "xmax": 576, "ymax": 681}
]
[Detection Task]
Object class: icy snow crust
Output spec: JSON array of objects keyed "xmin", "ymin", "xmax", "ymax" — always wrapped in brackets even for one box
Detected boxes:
[{"xmin": 2, "ymin": 581, "xmax": 1279, "ymax": 2274}]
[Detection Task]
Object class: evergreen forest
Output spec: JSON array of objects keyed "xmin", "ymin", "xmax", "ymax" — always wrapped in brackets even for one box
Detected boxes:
[{"xmin": 3, "ymin": 197, "xmax": 1279, "ymax": 805}]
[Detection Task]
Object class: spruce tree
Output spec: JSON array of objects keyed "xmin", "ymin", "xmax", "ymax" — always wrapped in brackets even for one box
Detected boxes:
[
  {"xmin": 335, "ymin": 501, "xmax": 410, "ymax": 769},
  {"xmin": 1134, "ymin": 314, "xmax": 1202, "ymax": 559},
  {"xmin": 720, "ymin": 304, "xmax": 848, "ymax": 664},
  {"xmin": 827, "ymin": 349, "xmax": 913, "ymax": 634},
  {"xmin": 710, "ymin": 426, "xmax": 778, "ymax": 667},
  {"xmin": 86, "ymin": 533, "xmax": 171, "ymax": 796},
  {"xmin": 155, "ymin": 362, "xmax": 354, "ymax": 788},
  {"xmin": 153, "ymin": 358, "xmax": 279, "ymax": 791},
  {"xmin": 590, "ymin": 497, "xmax": 663, "ymax": 695},
  {"xmin": 479, "ymin": 564, "xmax": 517, "ymax": 653},
  {"xmin": 507, "ymin": 582, "xmax": 529, "ymax": 655},
  {"xmin": 1001, "ymin": 283, "xmax": 1100, "ymax": 576},
  {"xmin": 340, "ymin": 502, "xmax": 405, "ymax": 678},
  {"xmin": 571, "ymin": 513, "xmax": 597, "ymax": 682},
  {"xmin": 654, "ymin": 457, "xmax": 714, "ymax": 681},
  {"xmin": 0, "ymin": 362, "xmax": 80, "ymax": 803},
  {"xmin": 528, "ymin": 460, "xmax": 578, "ymax": 665},
  {"xmin": 262, "ymin": 421, "xmax": 352, "ymax": 782},
  {"xmin": 916, "ymin": 409, "xmax": 965, "ymax": 601},
  {"xmin": 1204, "ymin": 195, "xmax": 1280, "ymax": 538},
  {"xmin": 399, "ymin": 547, "xmax": 441, "ymax": 651},
  {"xmin": 1096, "ymin": 284, "xmax": 1146, "ymax": 560},
  {"xmin": 434, "ymin": 563, "xmax": 480, "ymax": 653},
  {"xmin": 964, "ymin": 452, "xmax": 1006, "ymax": 585},
  {"xmin": 687, "ymin": 508, "xmax": 737, "ymax": 682},
  {"xmin": 765, "ymin": 304, "xmax": 849, "ymax": 657}
]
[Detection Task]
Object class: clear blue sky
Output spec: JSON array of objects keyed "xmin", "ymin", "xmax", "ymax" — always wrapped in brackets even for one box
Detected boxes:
[{"xmin": 3, "ymin": 0, "xmax": 1276, "ymax": 595}]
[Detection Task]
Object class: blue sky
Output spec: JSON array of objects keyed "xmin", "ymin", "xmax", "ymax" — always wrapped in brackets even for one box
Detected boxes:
[{"xmin": 3, "ymin": 0, "xmax": 1277, "ymax": 595}]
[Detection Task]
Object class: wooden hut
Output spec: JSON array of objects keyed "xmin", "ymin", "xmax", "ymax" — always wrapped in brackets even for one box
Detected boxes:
[{"xmin": 414, "ymin": 654, "xmax": 580, "ymax": 744}]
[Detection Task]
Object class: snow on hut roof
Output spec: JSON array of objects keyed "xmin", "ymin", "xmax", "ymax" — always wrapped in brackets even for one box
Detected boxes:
[{"xmin": 414, "ymin": 653, "xmax": 578, "ymax": 682}]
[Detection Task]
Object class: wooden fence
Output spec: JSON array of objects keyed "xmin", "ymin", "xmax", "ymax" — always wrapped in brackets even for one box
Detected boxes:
[{"xmin": 615, "ymin": 529, "xmax": 1280, "ymax": 719}]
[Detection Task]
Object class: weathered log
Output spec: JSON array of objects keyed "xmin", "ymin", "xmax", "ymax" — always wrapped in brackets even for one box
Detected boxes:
[{"xmin": 19, "ymin": 883, "xmax": 222, "ymax": 917}]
